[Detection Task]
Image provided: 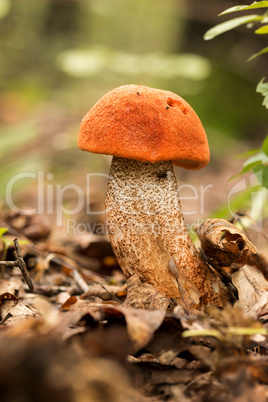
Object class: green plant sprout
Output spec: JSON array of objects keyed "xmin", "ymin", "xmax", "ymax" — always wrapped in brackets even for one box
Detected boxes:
[{"xmin": 182, "ymin": 326, "xmax": 268, "ymax": 341}]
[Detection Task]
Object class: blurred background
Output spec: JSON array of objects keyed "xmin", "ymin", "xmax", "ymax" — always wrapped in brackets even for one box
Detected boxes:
[{"xmin": 0, "ymin": 0, "xmax": 267, "ymax": 250}]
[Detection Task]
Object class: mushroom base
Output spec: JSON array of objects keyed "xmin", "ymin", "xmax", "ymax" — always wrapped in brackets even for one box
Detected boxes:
[{"xmin": 106, "ymin": 156, "xmax": 230, "ymax": 310}]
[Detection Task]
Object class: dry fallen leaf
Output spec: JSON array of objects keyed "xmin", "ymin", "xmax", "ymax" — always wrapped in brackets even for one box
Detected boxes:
[
  {"xmin": 6, "ymin": 210, "xmax": 51, "ymax": 241},
  {"xmin": 113, "ymin": 306, "xmax": 166, "ymax": 351},
  {"xmin": 82, "ymin": 282, "xmax": 127, "ymax": 302},
  {"xmin": 0, "ymin": 292, "xmax": 38, "ymax": 326},
  {"xmin": 0, "ymin": 277, "xmax": 24, "ymax": 296},
  {"xmin": 195, "ymin": 218, "xmax": 257, "ymax": 269},
  {"xmin": 124, "ymin": 273, "xmax": 174, "ymax": 310},
  {"xmin": 232, "ymin": 265, "xmax": 268, "ymax": 317}
]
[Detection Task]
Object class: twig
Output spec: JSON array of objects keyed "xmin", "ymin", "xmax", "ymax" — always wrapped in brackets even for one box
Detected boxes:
[
  {"xmin": 0, "ymin": 238, "xmax": 34, "ymax": 293},
  {"xmin": 72, "ymin": 268, "xmax": 89, "ymax": 293},
  {"xmin": 95, "ymin": 282, "xmax": 123, "ymax": 303},
  {"xmin": 13, "ymin": 238, "xmax": 34, "ymax": 292}
]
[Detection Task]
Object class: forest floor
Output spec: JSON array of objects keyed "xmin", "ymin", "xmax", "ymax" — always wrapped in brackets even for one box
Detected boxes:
[{"xmin": 0, "ymin": 197, "xmax": 268, "ymax": 401}]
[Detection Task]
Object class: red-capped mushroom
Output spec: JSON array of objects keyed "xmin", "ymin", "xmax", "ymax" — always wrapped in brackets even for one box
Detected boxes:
[{"xmin": 78, "ymin": 85, "xmax": 231, "ymax": 310}]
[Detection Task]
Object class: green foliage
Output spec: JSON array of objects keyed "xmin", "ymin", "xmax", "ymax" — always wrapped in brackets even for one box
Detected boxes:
[
  {"xmin": 257, "ymin": 78, "xmax": 268, "ymax": 108},
  {"xmin": 248, "ymin": 46, "xmax": 268, "ymax": 61},
  {"xmin": 182, "ymin": 326, "xmax": 268, "ymax": 341},
  {"xmin": 255, "ymin": 25, "xmax": 268, "ymax": 34},
  {"xmin": 220, "ymin": 1, "xmax": 268, "ymax": 14},
  {"xmin": 204, "ymin": 15, "xmax": 263, "ymax": 40},
  {"xmin": 204, "ymin": 1, "xmax": 268, "ymax": 66},
  {"xmin": 0, "ymin": 228, "xmax": 8, "ymax": 238},
  {"xmin": 228, "ymin": 136, "xmax": 268, "ymax": 190},
  {"xmin": 209, "ymin": 184, "xmax": 267, "ymax": 222},
  {"xmin": 237, "ymin": 136, "xmax": 268, "ymax": 187},
  {"xmin": 204, "ymin": 1, "xmax": 268, "ymax": 192},
  {"xmin": 263, "ymin": 135, "xmax": 268, "ymax": 153}
]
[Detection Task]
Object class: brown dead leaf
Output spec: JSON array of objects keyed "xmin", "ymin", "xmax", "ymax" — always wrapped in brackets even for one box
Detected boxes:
[
  {"xmin": 6, "ymin": 210, "xmax": 51, "ymax": 241},
  {"xmin": 127, "ymin": 356, "xmax": 200, "ymax": 401},
  {"xmin": 247, "ymin": 252, "xmax": 268, "ymax": 281},
  {"xmin": 232, "ymin": 265, "xmax": 268, "ymax": 317},
  {"xmin": 124, "ymin": 273, "xmax": 175, "ymax": 310},
  {"xmin": 215, "ymin": 355, "xmax": 268, "ymax": 384},
  {"xmin": 115, "ymin": 306, "xmax": 166, "ymax": 351},
  {"xmin": 82, "ymin": 282, "xmax": 126, "ymax": 302},
  {"xmin": 60, "ymin": 295, "xmax": 78, "ymax": 311},
  {"xmin": 1, "ymin": 294, "xmax": 62, "ymax": 336},
  {"xmin": 147, "ymin": 331, "xmax": 187, "ymax": 365},
  {"xmin": 0, "ymin": 292, "xmax": 38, "ymax": 326},
  {"xmin": 60, "ymin": 301, "xmax": 166, "ymax": 352},
  {"xmin": 195, "ymin": 218, "xmax": 257, "ymax": 269},
  {"xmin": 0, "ymin": 278, "xmax": 24, "ymax": 296},
  {"xmin": 35, "ymin": 298, "xmax": 170, "ymax": 355},
  {"xmin": 141, "ymin": 314, "xmax": 190, "ymax": 365}
]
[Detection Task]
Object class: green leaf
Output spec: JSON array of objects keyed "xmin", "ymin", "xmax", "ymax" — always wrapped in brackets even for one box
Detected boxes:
[
  {"xmin": 254, "ymin": 165, "xmax": 268, "ymax": 188},
  {"xmin": 1, "ymin": 237, "xmax": 13, "ymax": 248},
  {"xmin": 228, "ymin": 327, "xmax": 268, "ymax": 336},
  {"xmin": 262, "ymin": 136, "xmax": 268, "ymax": 155},
  {"xmin": 220, "ymin": 1, "xmax": 268, "ymax": 15},
  {"xmin": 229, "ymin": 163, "xmax": 262, "ymax": 180},
  {"xmin": 210, "ymin": 185, "xmax": 265, "ymax": 221},
  {"xmin": 0, "ymin": 228, "xmax": 8, "ymax": 237},
  {"xmin": 247, "ymin": 46, "xmax": 268, "ymax": 61},
  {"xmin": 262, "ymin": 15, "xmax": 268, "ymax": 23},
  {"xmin": 230, "ymin": 150, "xmax": 268, "ymax": 180},
  {"xmin": 236, "ymin": 148, "xmax": 260, "ymax": 158},
  {"xmin": 182, "ymin": 329, "xmax": 224, "ymax": 340},
  {"xmin": 204, "ymin": 15, "xmax": 263, "ymax": 40},
  {"xmin": 244, "ymin": 150, "xmax": 268, "ymax": 167},
  {"xmin": 255, "ymin": 24, "xmax": 268, "ymax": 34},
  {"xmin": 241, "ymin": 160, "xmax": 263, "ymax": 174},
  {"xmin": 256, "ymin": 78, "xmax": 268, "ymax": 108},
  {"xmin": 182, "ymin": 327, "xmax": 268, "ymax": 340}
]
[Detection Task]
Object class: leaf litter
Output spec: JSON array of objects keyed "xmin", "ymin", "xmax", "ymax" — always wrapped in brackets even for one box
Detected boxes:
[{"xmin": 0, "ymin": 214, "xmax": 268, "ymax": 401}]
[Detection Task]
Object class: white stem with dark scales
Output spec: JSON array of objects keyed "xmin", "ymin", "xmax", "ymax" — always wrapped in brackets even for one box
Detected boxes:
[{"xmin": 106, "ymin": 156, "xmax": 230, "ymax": 309}]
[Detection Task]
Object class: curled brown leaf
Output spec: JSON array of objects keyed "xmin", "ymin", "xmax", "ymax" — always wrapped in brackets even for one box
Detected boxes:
[{"xmin": 195, "ymin": 219, "xmax": 257, "ymax": 269}]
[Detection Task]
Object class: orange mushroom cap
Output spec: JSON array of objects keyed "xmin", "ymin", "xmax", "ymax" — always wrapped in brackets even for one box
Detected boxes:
[{"xmin": 78, "ymin": 84, "xmax": 210, "ymax": 169}]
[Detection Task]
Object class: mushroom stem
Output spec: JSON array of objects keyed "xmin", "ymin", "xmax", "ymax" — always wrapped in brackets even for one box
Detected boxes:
[{"xmin": 106, "ymin": 156, "xmax": 230, "ymax": 309}]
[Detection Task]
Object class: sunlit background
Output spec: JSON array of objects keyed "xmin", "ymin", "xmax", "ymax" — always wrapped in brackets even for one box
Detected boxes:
[{"xmin": 0, "ymin": 0, "xmax": 267, "ymax": 249}]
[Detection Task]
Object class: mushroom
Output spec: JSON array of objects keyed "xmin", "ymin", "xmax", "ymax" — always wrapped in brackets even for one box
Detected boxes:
[{"xmin": 78, "ymin": 85, "xmax": 231, "ymax": 310}]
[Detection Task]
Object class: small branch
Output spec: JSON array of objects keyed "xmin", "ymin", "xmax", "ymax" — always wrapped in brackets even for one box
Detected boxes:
[
  {"xmin": 72, "ymin": 268, "xmax": 89, "ymax": 293},
  {"xmin": 0, "ymin": 261, "xmax": 17, "ymax": 268},
  {"xmin": 0, "ymin": 238, "xmax": 34, "ymax": 293},
  {"xmin": 13, "ymin": 238, "xmax": 34, "ymax": 292},
  {"xmin": 96, "ymin": 281, "xmax": 123, "ymax": 303}
]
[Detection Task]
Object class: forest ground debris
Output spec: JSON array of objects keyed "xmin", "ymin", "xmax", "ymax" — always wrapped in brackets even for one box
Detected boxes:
[{"xmin": 0, "ymin": 214, "xmax": 267, "ymax": 401}]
